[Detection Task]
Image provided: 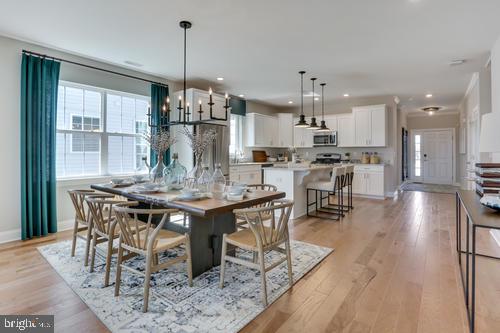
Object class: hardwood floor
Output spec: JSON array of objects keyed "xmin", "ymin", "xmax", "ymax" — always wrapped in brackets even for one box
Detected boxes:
[{"xmin": 1, "ymin": 191, "xmax": 500, "ymax": 332}]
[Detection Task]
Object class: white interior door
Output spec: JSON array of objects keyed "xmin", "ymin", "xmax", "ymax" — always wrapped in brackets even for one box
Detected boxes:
[
  {"xmin": 466, "ymin": 108, "xmax": 480, "ymax": 190},
  {"xmin": 411, "ymin": 129, "xmax": 454, "ymax": 184}
]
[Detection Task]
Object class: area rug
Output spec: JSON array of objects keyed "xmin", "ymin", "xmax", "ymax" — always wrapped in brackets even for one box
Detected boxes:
[
  {"xmin": 401, "ymin": 182, "xmax": 459, "ymax": 194},
  {"xmin": 38, "ymin": 239, "xmax": 332, "ymax": 333}
]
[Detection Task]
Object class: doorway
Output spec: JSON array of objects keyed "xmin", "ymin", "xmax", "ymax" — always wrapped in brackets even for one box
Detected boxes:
[{"xmin": 410, "ymin": 128, "xmax": 455, "ymax": 185}]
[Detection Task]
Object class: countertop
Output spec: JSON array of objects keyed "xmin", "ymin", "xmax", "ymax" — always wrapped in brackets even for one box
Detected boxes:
[
  {"xmin": 263, "ymin": 163, "xmax": 386, "ymax": 172},
  {"xmin": 229, "ymin": 161, "xmax": 288, "ymax": 166}
]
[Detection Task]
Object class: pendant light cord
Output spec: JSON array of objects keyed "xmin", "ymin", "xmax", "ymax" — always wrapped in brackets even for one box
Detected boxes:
[
  {"xmin": 321, "ymin": 83, "xmax": 325, "ymax": 119},
  {"xmin": 311, "ymin": 78, "xmax": 316, "ymax": 117},
  {"xmin": 300, "ymin": 71, "xmax": 305, "ymax": 116},
  {"xmin": 183, "ymin": 25, "xmax": 187, "ymax": 123}
]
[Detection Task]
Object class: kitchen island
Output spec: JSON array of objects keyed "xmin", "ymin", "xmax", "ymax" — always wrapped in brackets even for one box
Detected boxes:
[{"xmin": 263, "ymin": 165, "xmax": 333, "ymax": 219}]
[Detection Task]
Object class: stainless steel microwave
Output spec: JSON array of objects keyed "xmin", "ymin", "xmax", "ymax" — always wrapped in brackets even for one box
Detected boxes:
[{"xmin": 313, "ymin": 131, "xmax": 337, "ymax": 146}]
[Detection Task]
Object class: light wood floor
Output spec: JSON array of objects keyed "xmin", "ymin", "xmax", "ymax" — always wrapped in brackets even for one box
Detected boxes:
[{"xmin": 1, "ymin": 191, "xmax": 500, "ymax": 332}]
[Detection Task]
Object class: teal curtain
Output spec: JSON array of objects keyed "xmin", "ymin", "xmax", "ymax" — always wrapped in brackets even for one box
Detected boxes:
[
  {"xmin": 150, "ymin": 84, "xmax": 169, "ymax": 166},
  {"xmin": 20, "ymin": 54, "xmax": 61, "ymax": 240}
]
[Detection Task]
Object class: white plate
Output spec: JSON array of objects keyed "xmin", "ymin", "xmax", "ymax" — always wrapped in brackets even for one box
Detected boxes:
[{"xmin": 176, "ymin": 193, "xmax": 207, "ymax": 201}]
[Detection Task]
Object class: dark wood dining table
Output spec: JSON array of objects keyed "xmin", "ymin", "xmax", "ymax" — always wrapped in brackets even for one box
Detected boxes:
[{"xmin": 91, "ymin": 183, "xmax": 285, "ymax": 277}]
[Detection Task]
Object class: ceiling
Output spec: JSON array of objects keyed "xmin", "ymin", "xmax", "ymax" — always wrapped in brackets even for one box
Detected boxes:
[{"xmin": 1, "ymin": 0, "xmax": 500, "ymax": 112}]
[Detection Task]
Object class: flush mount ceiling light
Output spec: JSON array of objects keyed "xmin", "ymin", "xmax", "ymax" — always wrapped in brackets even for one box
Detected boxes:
[
  {"xmin": 316, "ymin": 83, "xmax": 331, "ymax": 132},
  {"xmin": 288, "ymin": 101, "xmax": 294, "ymax": 104},
  {"xmin": 343, "ymin": 93, "xmax": 350, "ymax": 97},
  {"xmin": 422, "ymin": 106, "xmax": 441, "ymax": 115},
  {"xmin": 216, "ymin": 77, "xmax": 224, "ymax": 81},
  {"xmin": 426, "ymin": 93, "xmax": 433, "ymax": 98},
  {"xmin": 295, "ymin": 71, "xmax": 309, "ymax": 128},
  {"xmin": 238, "ymin": 94, "xmax": 245, "ymax": 97},
  {"xmin": 308, "ymin": 78, "xmax": 320, "ymax": 130}
]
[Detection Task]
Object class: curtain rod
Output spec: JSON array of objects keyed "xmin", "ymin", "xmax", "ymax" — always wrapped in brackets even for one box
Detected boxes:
[{"xmin": 22, "ymin": 49, "xmax": 168, "ymax": 88}]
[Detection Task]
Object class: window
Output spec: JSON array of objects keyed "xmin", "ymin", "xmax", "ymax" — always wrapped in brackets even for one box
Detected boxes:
[
  {"xmin": 56, "ymin": 81, "xmax": 150, "ymax": 178},
  {"xmin": 414, "ymin": 134, "xmax": 421, "ymax": 177},
  {"xmin": 229, "ymin": 114, "xmax": 244, "ymax": 157}
]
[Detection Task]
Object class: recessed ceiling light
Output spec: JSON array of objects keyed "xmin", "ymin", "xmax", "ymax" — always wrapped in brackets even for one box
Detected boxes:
[
  {"xmin": 216, "ymin": 77, "xmax": 224, "ymax": 81},
  {"xmin": 314, "ymin": 97, "xmax": 319, "ymax": 101},
  {"xmin": 426, "ymin": 93, "xmax": 433, "ymax": 98},
  {"xmin": 288, "ymin": 101, "xmax": 294, "ymax": 104},
  {"xmin": 429, "ymin": 111, "xmax": 434, "ymax": 116},
  {"xmin": 124, "ymin": 60, "xmax": 143, "ymax": 67},
  {"xmin": 343, "ymin": 93, "xmax": 350, "ymax": 97},
  {"xmin": 449, "ymin": 59, "xmax": 466, "ymax": 66},
  {"xmin": 238, "ymin": 94, "xmax": 245, "ymax": 98}
]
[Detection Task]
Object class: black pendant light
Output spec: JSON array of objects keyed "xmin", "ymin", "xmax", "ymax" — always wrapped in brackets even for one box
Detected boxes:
[
  {"xmin": 294, "ymin": 71, "xmax": 309, "ymax": 128},
  {"xmin": 308, "ymin": 78, "xmax": 320, "ymax": 130},
  {"xmin": 316, "ymin": 83, "xmax": 331, "ymax": 132}
]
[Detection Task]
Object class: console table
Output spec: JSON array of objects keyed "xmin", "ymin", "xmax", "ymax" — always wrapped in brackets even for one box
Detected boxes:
[{"xmin": 455, "ymin": 190, "xmax": 500, "ymax": 333}]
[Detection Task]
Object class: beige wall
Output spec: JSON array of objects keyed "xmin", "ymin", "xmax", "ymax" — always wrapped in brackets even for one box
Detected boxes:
[
  {"xmin": 407, "ymin": 113, "xmax": 460, "ymax": 130},
  {"xmin": 0, "ymin": 35, "xmax": 172, "ymax": 241}
]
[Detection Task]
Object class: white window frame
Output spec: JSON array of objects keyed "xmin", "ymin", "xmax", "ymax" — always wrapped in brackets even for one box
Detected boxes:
[
  {"xmin": 229, "ymin": 114, "xmax": 244, "ymax": 157},
  {"xmin": 57, "ymin": 80, "xmax": 150, "ymax": 180}
]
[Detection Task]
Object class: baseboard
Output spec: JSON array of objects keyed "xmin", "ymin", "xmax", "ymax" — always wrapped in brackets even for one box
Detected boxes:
[
  {"xmin": 0, "ymin": 219, "xmax": 74, "ymax": 244},
  {"xmin": 491, "ymin": 230, "xmax": 500, "ymax": 248}
]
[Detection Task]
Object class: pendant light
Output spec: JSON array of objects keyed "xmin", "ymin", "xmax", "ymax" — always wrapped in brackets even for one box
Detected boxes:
[
  {"xmin": 316, "ymin": 83, "xmax": 331, "ymax": 132},
  {"xmin": 294, "ymin": 71, "xmax": 309, "ymax": 128},
  {"xmin": 308, "ymin": 78, "xmax": 320, "ymax": 130}
]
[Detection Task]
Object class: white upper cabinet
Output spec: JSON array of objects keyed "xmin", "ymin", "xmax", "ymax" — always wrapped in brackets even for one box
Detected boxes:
[
  {"xmin": 293, "ymin": 118, "xmax": 314, "ymax": 148},
  {"xmin": 323, "ymin": 115, "xmax": 338, "ymax": 131},
  {"xmin": 337, "ymin": 114, "xmax": 355, "ymax": 147},
  {"xmin": 277, "ymin": 113, "xmax": 294, "ymax": 148},
  {"xmin": 352, "ymin": 104, "xmax": 387, "ymax": 147}
]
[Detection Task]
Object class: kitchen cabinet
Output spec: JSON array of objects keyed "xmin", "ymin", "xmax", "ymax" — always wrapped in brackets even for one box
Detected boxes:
[
  {"xmin": 229, "ymin": 165, "xmax": 262, "ymax": 184},
  {"xmin": 293, "ymin": 118, "xmax": 314, "ymax": 148},
  {"xmin": 353, "ymin": 104, "xmax": 387, "ymax": 147},
  {"xmin": 352, "ymin": 165, "xmax": 385, "ymax": 197},
  {"xmin": 337, "ymin": 114, "xmax": 355, "ymax": 147},
  {"xmin": 172, "ymin": 88, "xmax": 228, "ymax": 122},
  {"xmin": 323, "ymin": 115, "xmax": 338, "ymax": 131},
  {"xmin": 245, "ymin": 113, "xmax": 278, "ymax": 147},
  {"xmin": 277, "ymin": 113, "xmax": 294, "ymax": 147}
]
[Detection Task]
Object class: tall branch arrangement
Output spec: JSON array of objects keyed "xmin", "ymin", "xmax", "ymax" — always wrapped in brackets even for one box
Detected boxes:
[
  {"xmin": 143, "ymin": 128, "xmax": 177, "ymax": 155},
  {"xmin": 181, "ymin": 127, "xmax": 217, "ymax": 161}
]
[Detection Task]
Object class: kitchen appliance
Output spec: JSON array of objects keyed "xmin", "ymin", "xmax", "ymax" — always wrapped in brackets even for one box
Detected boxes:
[
  {"xmin": 313, "ymin": 131, "xmax": 337, "ymax": 146},
  {"xmin": 199, "ymin": 123, "xmax": 230, "ymax": 176},
  {"xmin": 312, "ymin": 153, "xmax": 342, "ymax": 165}
]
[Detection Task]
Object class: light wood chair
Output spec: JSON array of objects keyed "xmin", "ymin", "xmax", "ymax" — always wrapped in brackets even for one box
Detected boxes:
[
  {"xmin": 220, "ymin": 199, "xmax": 294, "ymax": 306},
  {"xmin": 113, "ymin": 202, "xmax": 193, "ymax": 313},
  {"xmin": 68, "ymin": 189, "xmax": 114, "ymax": 266},
  {"xmin": 86, "ymin": 196, "xmax": 130, "ymax": 286},
  {"xmin": 235, "ymin": 184, "xmax": 278, "ymax": 230}
]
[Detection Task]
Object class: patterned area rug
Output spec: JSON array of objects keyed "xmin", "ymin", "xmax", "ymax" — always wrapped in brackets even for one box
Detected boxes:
[
  {"xmin": 401, "ymin": 182, "xmax": 459, "ymax": 194},
  {"xmin": 38, "ymin": 240, "xmax": 332, "ymax": 333}
]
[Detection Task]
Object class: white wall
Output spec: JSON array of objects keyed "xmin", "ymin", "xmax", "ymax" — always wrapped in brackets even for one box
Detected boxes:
[{"xmin": 0, "ymin": 35, "xmax": 172, "ymax": 242}]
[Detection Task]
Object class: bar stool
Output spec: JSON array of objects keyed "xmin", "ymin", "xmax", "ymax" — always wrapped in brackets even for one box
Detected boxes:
[
  {"xmin": 67, "ymin": 189, "xmax": 114, "ymax": 266},
  {"xmin": 306, "ymin": 166, "xmax": 346, "ymax": 220},
  {"xmin": 327, "ymin": 164, "xmax": 355, "ymax": 213}
]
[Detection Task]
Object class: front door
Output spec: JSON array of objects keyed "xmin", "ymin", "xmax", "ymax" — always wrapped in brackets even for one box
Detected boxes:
[{"xmin": 412, "ymin": 129, "xmax": 454, "ymax": 185}]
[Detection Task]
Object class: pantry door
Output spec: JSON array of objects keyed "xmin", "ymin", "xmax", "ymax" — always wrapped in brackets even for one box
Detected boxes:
[{"xmin": 411, "ymin": 129, "xmax": 454, "ymax": 185}]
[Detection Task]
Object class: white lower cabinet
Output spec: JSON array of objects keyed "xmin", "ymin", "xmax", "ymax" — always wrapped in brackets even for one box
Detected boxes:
[
  {"xmin": 229, "ymin": 165, "xmax": 262, "ymax": 184},
  {"xmin": 352, "ymin": 165, "xmax": 385, "ymax": 197}
]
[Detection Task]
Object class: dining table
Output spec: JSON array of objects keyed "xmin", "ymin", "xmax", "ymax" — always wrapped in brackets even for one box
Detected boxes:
[{"xmin": 91, "ymin": 183, "xmax": 286, "ymax": 277}]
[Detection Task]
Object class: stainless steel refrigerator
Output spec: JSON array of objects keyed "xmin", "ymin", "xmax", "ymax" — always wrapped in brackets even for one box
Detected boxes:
[{"xmin": 197, "ymin": 123, "xmax": 230, "ymax": 176}]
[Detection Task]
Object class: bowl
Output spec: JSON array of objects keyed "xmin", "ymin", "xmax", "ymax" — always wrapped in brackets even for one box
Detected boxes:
[{"xmin": 111, "ymin": 178, "xmax": 126, "ymax": 185}]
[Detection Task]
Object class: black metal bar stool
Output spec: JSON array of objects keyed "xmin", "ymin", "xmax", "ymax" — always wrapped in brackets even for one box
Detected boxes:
[
  {"xmin": 327, "ymin": 164, "xmax": 355, "ymax": 213},
  {"xmin": 306, "ymin": 166, "xmax": 346, "ymax": 220}
]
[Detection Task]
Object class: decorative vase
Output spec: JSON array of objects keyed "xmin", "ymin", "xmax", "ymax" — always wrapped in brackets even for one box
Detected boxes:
[
  {"xmin": 150, "ymin": 152, "xmax": 168, "ymax": 184},
  {"xmin": 185, "ymin": 155, "xmax": 203, "ymax": 189},
  {"xmin": 166, "ymin": 153, "xmax": 187, "ymax": 190}
]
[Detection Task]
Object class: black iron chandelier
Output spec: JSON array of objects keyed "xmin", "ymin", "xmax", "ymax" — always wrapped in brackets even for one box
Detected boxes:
[{"xmin": 147, "ymin": 20, "xmax": 229, "ymax": 130}]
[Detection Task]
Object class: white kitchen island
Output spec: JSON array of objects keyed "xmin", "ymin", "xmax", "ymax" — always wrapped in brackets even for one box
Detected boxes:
[{"xmin": 263, "ymin": 165, "xmax": 333, "ymax": 219}]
